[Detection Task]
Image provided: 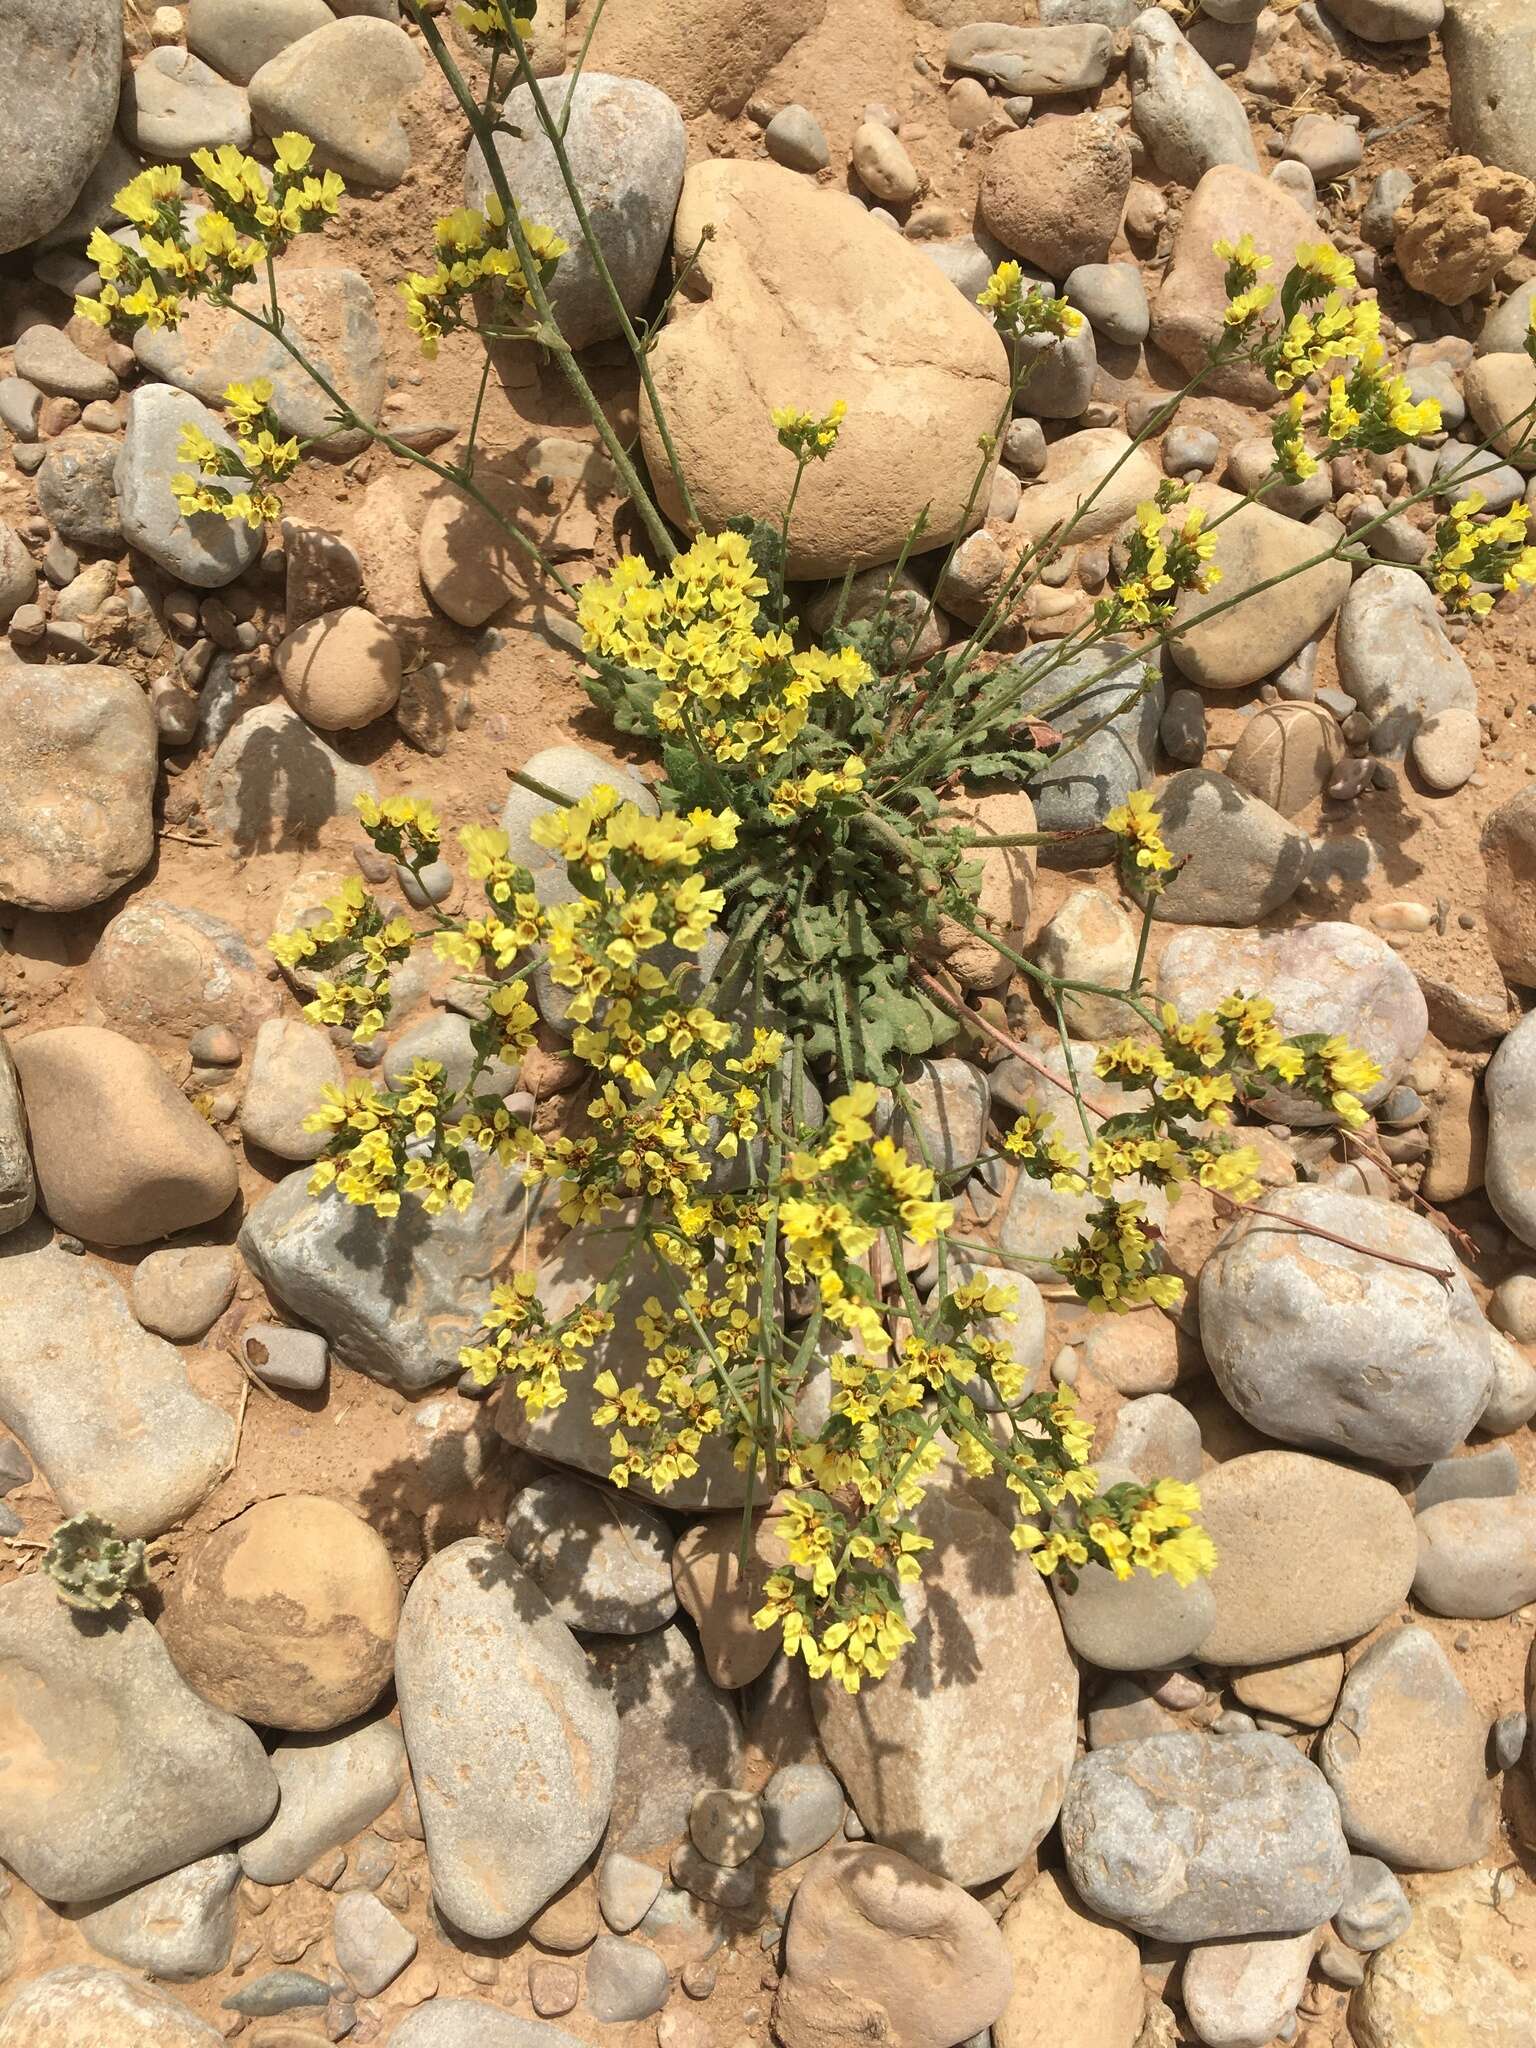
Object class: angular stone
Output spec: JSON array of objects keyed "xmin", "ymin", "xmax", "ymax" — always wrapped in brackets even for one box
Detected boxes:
[
  {"xmin": 0, "ymin": 1575, "xmax": 276, "ymax": 1904},
  {"xmin": 0, "ymin": 665, "xmax": 155, "ymax": 914},
  {"xmin": 1337, "ymin": 1853, "xmax": 1412, "ymax": 1951},
  {"xmin": 1012, "ymin": 429, "xmax": 1164, "ymax": 545},
  {"xmin": 980, "ymin": 112, "xmax": 1132, "ymax": 276},
  {"xmin": 333, "ymin": 1890, "xmax": 416, "ymax": 1995},
  {"xmin": 1231, "ymin": 1651, "xmax": 1344, "ymax": 1729},
  {"xmin": 238, "ymin": 1718, "xmax": 408, "ymax": 1884},
  {"xmin": 396, "ymin": 1540, "xmax": 617, "ymax": 1938},
  {"xmin": 505, "ymin": 1471, "xmax": 676, "ymax": 1635},
  {"xmin": 0, "ymin": 1041, "xmax": 35, "ymax": 1240},
  {"xmin": 1011, "ymin": 641, "xmax": 1162, "ymax": 845},
  {"xmin": 1060, "ymin": 1731, "xmax": 1349, "ymax": 1941},
  {"xmin": 71, "ymin": 1854, "xmax": 240, "ymax": 1981},
  {"xmin": 0, "ymin": 1228, "xmax": 235, "ymax": 1538},
  {"xmin": 0, "ymin": 1967, "xmax": 223, "ymax": 2047},
  {"xmin": 671, "ymin": 1510, "xmax": 785, "ymax": 1688}
]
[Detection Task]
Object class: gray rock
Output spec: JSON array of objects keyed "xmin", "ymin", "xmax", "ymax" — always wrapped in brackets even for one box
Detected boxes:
[
  {"xmin": 122, "ymin": 47, "xmax": 253, "ymax": 158},
  {"xmin": 1480, "ymin": 278, "xmax": 1536, "ymax": 356},
  {"xmin": 586, "ymin": 1934, "xmax": 670, "ymax": 2021},
  {"xmin": 947, "ymin": 21, "xmax": 1112, "ymax": 93},
  {"xmin": 223, "ymin": 1971, "xmax": 331, "ymax": 2016},
  {"xmin": 1041, "ymin": 0, "xmax": 1140, "ymax": 18},
  {"xmin": 891, "ymin": 1057, "xmax": 989, "ymax": 1176},
  {"xmin": 0, "ymin": 382, "xmax": 42, "ymax": 441},
  {"xmin": 129, "ymin": 1246, "xmax": 238, "ymax": 1342},
  {"xmin": 1336, "ymin": 1853, "xmax": 1412, "ymax": 1950},
  {"xmin": 505, "ymin": 1471, "xmax": 676, "ymax": 1634},
  {"xmin": 1100, "ymin": 1394, "xmax": 1201, "ymax": 1482},
  {"xmin": 1182, "ymin": 1930, "xmax": 1315, "ymax": 2048},
  {"xmin": 246, "ymin": 17, "xmax": 422, "ymax": 189},
  {"xmin": 0, "ymin": 1228, "xmax": 235, "ymax": 1538},
  {"xmin": 1414, "ymin": 1444, "xmax": 1519, "ymax": 1514},
  {"xmin": 1160, "ymin": 686, "xmax": 1207, "ymax": 765},
  {"xmin": 1317, "ymin": 1626, "xmax": 1498, "ymax": 1870},
  {"xmin": 1432, "ymin": 438, "xmax": 1525, "ymax": 510},
  {"xmin": 333, "ymin": 1891, "xmax": 416, "ymax": 1995},
  {"xmin": 1061, "ymin": 1731, "xmax": 1348, "ymax": 1941},
  {"xmin": 1336, "ymin": 566, "xmax": 1477, "ymax": 757},
  {"xmin": 0, "ymin": 1968, "xmax": 222, "ymax": 2047},
  {"xmin": 1164, "ymin": 424, "xmax": 1222, "ymax": 477},
  {"xmin": 0, "ymin": 1041, "xmax": 35, "ymax": 1240},
  {"xmin": 386, "ymin": 2006, "xmax": 586, "ymax": 2048},
  {"xmin": 1481, "ymin": 1328, "xmax": 1536, "ymax": 1433},
  {"xmin": 597, "ymin": 1851, "xmax": 664, "ymax": 1933},
  {"xmin": 1014, "ymin": 319, "xmax": 1098, "ymax": 419},
  {"xmin": 238, "ymin": 1718, "xmax": 408, "ymax": 1884},
  {"xmin": 1411, "ymin": 705, "xmax": 1481, "ymax": 794},
  {"xmin": 1414, "ymin": 1496, "xmax": 1536, "ymax": 1618},
  {"xmin": 1362, "ymin": 167, "xmax": 1416, "ymax": 246},
  {"xmin": 1148, "ymin": 770, "xmax": 1308, "ymax": 926},
  {"xmin": 1052, "ymin": 1555, "xmax": 1215, "ymax": 1672},
  {"xmin": 1128, "ymin": 10, "xmax": 1259, "ymax": 187},
  {"xmin": 465, "ymin": 73, "xmax": 687, "ymax": 350},
  {"xmin": 13, "ymin": 325, "xmax": 117, "ymax": 404},
  {"xmin": 1327, "ymin": 0, "xmax": 1442, "ymax": 37},
  {"xmin": 1085, "ymin": 1674, "xmax": 1180, "ymax": 1748},
  {"xmin": 1283, "ymin": 112, "xmax": 1361, "ymax": 183},
  {"xmin": 394, "ymin": 1538, "xmax": 618, "ymax": 1938},
  {"xmin": 1199, "ymin": 1186, "xmax": 1492, "ymax": 1466},
  {"xmin": 71, "ymin": 1854, "xmax": 239, "ymax": 1980},
  {"xmin": 0, "ymin": 1576, "xmax": 276, "ymax": 1903},
  {"xmin": 186, "ymin": 0, "xmax": 335, "ymax": 83},
  {"xmin": 240, "ymin": 1018, "xmax": 341, "ymax": 1162},
  {"xmin": 766, "ymin": 104, "xmax": 829, "ymax": 174},
  {"xmin": 1487, "ymin": 1010, "xmax": 1536, "ymax": 1249},
  {"xmin": 593, "ymin": 1622, "xmax": 744, "ymax": 1856},
  {"xmin": 36, "ymin": 433, "xmax": 122, "ymax": 550},
  {"xmin": 239, "ymin": 1154, "xmax": 529, "ymax": 1392},
  {"xmin": 1003, "ymin": 415, "xmax": 1049, "ymax": 474},
  {"xmin": 1494, "ymin": 1711, "xmax": 1528, "ymax": 1772},
  {"xmin": 1013, "ymin": 642, "xmax": 1163, "ymax": 851},
  {"xmin": 241, "ymin": 1320, "xmax": 328, "ymax": 1392},
  {"xmin": 1444, "ymin": 0, "xmax": 1536, "ymax": 183},
  {"xmin": 0, "ymin": 524, "xmax": 37, "ymax": 631},
  {"xmin": 380, "ymin": 1013, "xmax": 521, "ymax": 1099},
  {"xmin": 202, "ymin": 701, "xmax": 377, "ymax": 850},
  {"xmin": 759, "ymin": 1762, "xmax": 844, "ymax": 1869},
  {"xmin": 117, "ymin": 387, "xmax": 263, "ymax": 589},
  {"xmin": 89, "ymin": 897, "xmax": 278, "ymax": 1045},
  {"xmin": 1064, "ymin": 262, "xmax": 1149, "ymax": 345},
  {"xmin": 0, "ymin": 1441, "xmax": 31, "ymax": 1496},
  {"xmin": 0, "ymin": 0, "xmax": 122, "ymax": 255}
]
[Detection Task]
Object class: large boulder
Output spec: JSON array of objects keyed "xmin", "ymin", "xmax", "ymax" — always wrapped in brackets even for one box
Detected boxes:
[
  {"xmin": 395, "ymin": 1539, "xmax": 618, "ymax": 1937},
  {"xmin": 465, "ymin": 74, "xmax": 685, "ymax": 350},
  {"xmin": 0, "ymin": 0, "xmax": 122, "ymax": 254},
  {"xmin": 583, "ymin": 0, "xmax": 826, "ymax": 116},
  {"xmin": 0, "ymin": 665, "xmax": 156, "ymax": 913},
  {"xmin": 0, "ymin": 1576, "xmax": 276, "ymax": 1904},
  {"xmin": 814, "ymin": 1464, "xmax": 1078, "ymax": 1887},
  {"xmin": 1199, "ymin": 1186, "xmax": 1494, "ymax": 1466},
  {"xmin": 640, "ymin": 161, "xmax": 1011, "ymax": 578},
  {"xmin": 0, "ymin": 1968, "xmax": 222, "ymax": 2048},
  {"xmin": 0, "ymin": 1228, "xmax": 234, "ymax": 1539}
]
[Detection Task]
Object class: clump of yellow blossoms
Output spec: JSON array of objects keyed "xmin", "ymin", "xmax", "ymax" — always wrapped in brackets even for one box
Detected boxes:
[
  {"xmin": 977, "ymin": 260, "xmax": 1084, "ymax": 341},
  {"xmin": 772, "ymin": 400, "xmax": 847, "ymax": 463},
  {"xmin": 1101, "ymin": 485, "xmax": 1220, "ymax": 631},
  {"xmin": 171, "ymin": 378, "xmax": 301, "ymax": 528},
  {"xmin": 399, "ymin": 199, "xmax": 568, "ymax": 358},
  {"xmin": 1105, "ymin": 787, "xmax": 1176, "ymax": 890},
  {"xmin": 577, "ymin": 531, "xmax": 874, "ymax": 763},
  {"xmin": 1428, "ymin": 493, "xmax": 1536, "ymax": 614}
]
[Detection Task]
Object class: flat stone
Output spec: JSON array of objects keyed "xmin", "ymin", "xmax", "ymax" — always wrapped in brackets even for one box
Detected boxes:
[
  {"xmin": 222, "ymin": 1971, "xmax": 331, "ymax": 2017},
  {"xmin": 1413, "ymin": 1495, "xmax": 1536, "ymax": 1618},
  {"xmin": 1013, "ymin": 429, "xmax": 1164, "ymax": 546},
  {"xmin": 333, "ymin": 1890, "xmax": 415, "ymax": 1995},
  {"xmin": 385, "ymin": 2006, "xmax": 588, "ymax": 2048},
  {"xmin": 0, "ymin": 1968, "xmax": 223, "ymax": 2047},
  {"xmin": 241, "ymin": 1018, "xmax": 341, "ymax": 1162},
  {"xmin": 1337, "ymin": 566, "xmax": 1477, "ymax": 757},
  {"xmin": 117, "ymin": 386, "xmax": 264, "ymax": 589},
  {"xmin": 70, "ymin": 1854, "xmax": 240, "ymax": 1980},
  {"xmin": 395, "ymin": 1539, "xmax": 619, "ymax": 1938},
  {"xmin": 1329, "ymin": 0, "xmax": 1442, "ymax": 38},
  {"xmin": 505, "ymin": 1471, "xmax": 676, "ymax": 1635},
  {"xmin": 239, "ymin": 1718, "xmax": 408, "ymax": 1884},
  {"xmin": 1147, "ymin": 769, "xmax": 1308, "ymax": 926},
  {"xmin": 13, "ymin": 325, "xmax": 118, "ymax": 404},
  {"xmin": 247, "ymin": 18, "xmax": 423, "ymax": 188},
  {"xmin": 592, "ymin": 1622, "xmax": 743, "ymax": 1857},
  {"xmin": 1170, "ymin": 490, "xmax": 1351, "ymax": 691},
  {"xmin": 1061, "ymin": 1731, "xmax": 1349, "ymax": 1941},
  {"xmin": 130, "ymin": 1246, "xmax": 239, "ymax": 1342},
  {"xmin": 0, "ymin": 1228, "xmax": 235, "ymax": 1538},
  {"xmin": 186, "ymin": 0, "xmax": 334, "ymax": 83},
  {"xmin": 0, "ymin": 1575, "xmax": 275, "ymax": 1903},
  {"xmin": 121, "ymin": 47, "xmax": 252, "ymax": 157},
  {"xmin": 1052, "ymin": 1555, "xmax": 1216, "ymax": 1673},
  {"xmin": 0, "ymin": 665, "xmax": 155, "ymax": 913},
  {"xmin": 0, "ymin": 0, "xmax": 122, "ymax": 255},
  {"xmin": 202, "ymin": 702, "xmax": 378, "ymax": 850},
  {"xmin": 1414, "ymin": 1443, "xmax": 1520, "ymax": 1514}
]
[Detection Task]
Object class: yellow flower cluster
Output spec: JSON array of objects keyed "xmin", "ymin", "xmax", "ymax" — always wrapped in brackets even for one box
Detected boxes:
[
  {"xmin": 1105, "ymin": 496, "xmax": 1221, "ymax": 630},
  {"xmin": 304, "ymin": 1061, "xmax": 474, "ymax": 1217},
  {"xmin": 766, "ymin": 755, "xmax": 867, "ymax": 820},
  {"xmin": 455, "ymin": 0, "xmax": 537, "ymax": 43},
  {"xmin": 577, "ymin": 531, "xmax": 874, "ymax": 764},
  {"xmin": 398, "ymin": 199, "xmax": 568, "ymax": 358},
  {"xmin": 170, "ymin": 378, "xmax": 301, "ymax": 528},
  {"xmin": 1105, "ymin": 787, "xmax": 1176, "ymax": 888},
  {"xmin": 977, "ymin": 260, "xmax": 1084, "ymax": 340},
  {"xmin": 1429, "ymin": 493, "xmax": 1536, "ymax": 615},
  {"xmin": 772, "ymin": 399, "xmax": 847, "ymax": 463}
]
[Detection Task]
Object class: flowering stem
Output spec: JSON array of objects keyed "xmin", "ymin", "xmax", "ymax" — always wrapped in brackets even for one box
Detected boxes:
[{"xmin": 912, "ymin": 966, "xmax": 1119, "ymax": 1120}]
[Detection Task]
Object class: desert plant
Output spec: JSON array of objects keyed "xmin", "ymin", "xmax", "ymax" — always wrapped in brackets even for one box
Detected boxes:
[{"xmin": 44, "ymin": 1513, "xmax": 149, "ymax": 1613}]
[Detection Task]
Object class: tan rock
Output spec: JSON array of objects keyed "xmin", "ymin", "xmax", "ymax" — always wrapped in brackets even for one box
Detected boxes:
[
  {"xmin": 1012, "ymin": 429, "xmax": 1163, "ymax": 546},
  {"xmin": 979, "ymin": 114, "xmax": 1132, "ymax": 277},
  {"xmin": 1231, "ymin": 1651, "xmax": 1344, "ymax": 1727},
  {"xmin": 1423, "ymin": 1066, "xmax": 1486, "ymax": 1202},
  {"xmin": 418, "ymin": 471, "xmax": 531, "ymax": 628},
  {"xmin": 1351, "ymin": 1866, "xmax": 1536, "ymax": 2048},
  {"xmin": 1152, "ymin": 167, "xmax": 1319, "ymax": 404},
  {"xmin": 933, "ymin": 787, "xmax": 1038, "ymax": 991},
  {"xmin": 995, "ymin": 1869, "xmax": 1144, "ymax": 2048},
  {"xmin": 1033, "ymin": 888, "xmax": 1139, "ymax": 1037},
  {"xmin": 585, "ymin": 0, "xmax": 825, "ymax": 116},
  {"xmin": 852, "ymin": 121, "xmax": 920, "ymax": 205},
  {"xmin": 87, "ymin": 897, "xmax": 279, "ymax": 1044},
  {"xmin": 672, "ymin": 1508, "xmax": 789, "ymax": 1689},
  {"xmin": 276, "ymin": 605, "xmax": 401, "ymax": 731},
  {"xmin": 13, "ymin": 1025, "xmax": 238, "ymax": 1246},
  {"xmin": 1394, "ymin": 157, "xmax": 1536, "ymax": 305},
  {"xmin": 1168, "ymin": 487, "xmax": 1351, "ymax": 690},
  {"xmin": 1482, "ymin": 785, "xmax": 1536, "ymax": 985},
  {"xmin": 1183, "ymin": 1931, "xmax": 1316, "ymax": 2048},
  {"xmin": 1464, "ymin": 352, "xmax": 1536, "ymax": 470},
  {"xmin": 161, "ymin": 1495, "xmax": 401, "ymax": 1732},
  {"xmin": 1224, "ymin": 702, "xmax": 1344, "ymax": 818},
  {"xmin": 641, "ymin": 161, "xmax": 1010, "ymax": 578},
  {"xmin": 0, "ymin": 1966, "xmax": 225, "ymax": 2047},
  {"xmin": 773, "ymin": 1843, "xmax": 1013, "ymax": 2048}
]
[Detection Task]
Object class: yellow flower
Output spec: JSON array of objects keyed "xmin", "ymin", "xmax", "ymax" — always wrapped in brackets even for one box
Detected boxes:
[{"xmin": 772, "ymin": 399, "xmax": 847, "ymax": 461}]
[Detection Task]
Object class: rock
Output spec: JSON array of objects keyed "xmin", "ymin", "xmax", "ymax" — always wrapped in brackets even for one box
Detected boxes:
[
  {"xmin": 0, "ymin": 1575, "xmax": 275, "ymax": 1902},
  {"xmin": 1411, "ymin": 706, "xmax": 1481, "ymax": 793},
  {"xmin": 765, "ymin": 104, "xmax": 829, "ymax": 173},
  {"xmin": 379, "ymin": 1015, "xmax": 520, "ymax": 1100},
  {"xmin": 1354, "ymin": 1865, "xmax": 1536, "ymax": 2046},
  {"xmin": 1064, "ymin": 261, "xmax": 1149, "ymax": 346},
  {"xmin": 1014, "ymin": 317, "xmax": 1097, "ymax": 420},
  {"xmin": 130, "ymin": 1245, "xmax": 238, "ymax": 1342},
  {"xmin": 118, "ymin": 387, "xmax": 264, "ymax": 588},
  {"xmin": 1181, "ymin": 1931, "xmax": 1315, "ymax": 2048},
  {"xmin": 13, "ymin": 1026, "xmax": 237, "ymax": 1246},
  {"xmin": 585, "ymin": 0, "xmax": 824, "ymax": 118},
  {"xmin": 274, "ymin": 605, "xmax": 400, "ymax": 732},
  {"xmin": 1128, "ymin": 11, "xmax": 1258, "ymax": 187},
  {"xmin": 505, "ymin": 1471, "xmax": 676, "ymax": 1635},
  {"xmin": 122, "ymin": 47, "xmax": 251, "ymax": 157},
  {"xmin": 595, "ymin": 1622, "xmax": 743, "ymax": 1855},
  {"xmin": 1318, "ymin": 1626, "xmax": 1498, "ymax": 1870},
  {"xmin": 1415, "ymin": 1444, "xmax": 1519, "ymax": 1516},
  {"xmin": 995, "ymin": 1869, "xmax": 1144, "ymax": 2048},
  {"xmin": 0, "ymin": 665, "xmax": 155, "ymax": 914},
  {"xmin": 1194, "ymin": 1451, "xmax": 1417, "ymax": 1665},
  {"xmin": 238, "ymin": 1718, "xmax": 408, "ymax": 1884},
  {"xmin": 671, "ymin": 1511, "xmax": 786, "ymax": 1688},
  {"xmin": 0, "ymin": 1229, "xmax": 234, "ymax": 1536},
  {"xmin": 1062, "ymin": 1731, "xmax": 1349, "ymax": 1942},
  {"xmin": 395, "ymin": 1539, "xmax": 618, "ymax": 1938},
  {"xmin": 1228, "ymin": 1656, "xmax": 1342, "ymax": 1735},
  {"xmin": 240, "ymin": 1321, "xmax": 328, "ymax": 1391},
  {"xmin": 464, "ymin": 74, "xmax": 685, "ymax": 351},
  {"xmin": 689, "ymin": 1787, "xmax": 763, "ymax": 1868},
  {"xmin": 1445, "ymin": 0, "xmax": 1536, "ymax": 183},
  {"xmin": 161, "ymin": 1495, "xmax": 400, "ymax": 1731},
  {"xmin": 72, "ymin": 1854, "xmax": 240, "ymax": 1980},
  {"xmin": 36, "ymin": 434, "xmax": 122, "ymax": 550},
  {"xmin": 803, "ymin": 562, "xmax": 949, "ymax": 672},
  {"xmin": 0, "ymin": 1043, "xmax": 34, "ymax": 1241},
  {"xmin": 586, "ymin": 1936, "xmax": 669, "ymax": 2022},
  {"xmin": 333, "ymin": 1891, "xmax": 416, "ymax": 1995},
  {"xmin": 0, "ymin": 524, "xmax": 38, "ymax": 628},
  {"xmin": 222, "ymin": 1971, "xmax": 330, "ymax": 2017},
  {"xmin": 88, "ymin": 899, "xmax": 278, "ymax": 1044},
  {"xmin": 1329, "ymin": 0, "xmax": 1442, "ymax": 37},
  {"xmin": 773, "ymin": 1843, "xmax": 1013, "ymax": 2048},
  {"xmin": 1394, "ymin": 157, "xmax": 1536, "ymax": 304},
  {"xmin": 13, "ymin": 325, "xmax": 117, "ymax": 405},
  {"xmin": 1086, "ymin": 1674, "xmax": 1180, "ymax": 1748},
  {"xmin": 1413, "ymin": 1495, "xmax": 1536, "ymax": 1618},
  {"xmin": 1052, "ymin": 1549, "xmax": 1216, "ymax": 1673},
  {"xmin": 1098, "ymin": 1394, "xmax": 1201, "ymax": 1484},
  {"xmin": 1153, "ymin": 168, "xmax": 1320, "ymax": 404},
  {"xmin": 1494, "ymin": 1710, "xmax": 1528, "ymax": 1771},
  {"xmin": 0, "ymin": 1967, "xmax": 224, "ymax": 2048},
  {"xmin": 1145, "ymin": 769, "xmax": 1308, "ymax": 926},
  {"xmin": 240, "ymin": 1018, "xmax": 342, "ymax": 1161},
  {"xmin": 814, "ymin": 1465, "xmax": 1078, "ymax": 1887},
  {"xmin": 1012, "ymin": 429, "xmax": 1163, "ymax": 548},
  {"xmin": 186, "ymin": 0, "xmax": 334, "ymax": 82},
  {"xmin": 1481, "ymin": 1328, "xmax": 1536, "ymax": 1432},
  {"xmin": 135, "ymin": 268, "xmax": 385, "ymax": 458},
  {"xmin": 247, "ymin": 18, "xmax": 423, "ymax": 188},
  {"xmin": 1169, "ymin": 491, "xmax": 1351, "ymax": 691},
  {"xmin": 597, "ymin": 1852, "xmax": 665, "ymax": 1933},
  {"xmin": 1032, "ymin": 889, "xmax": 1139, "ymax": 1038},
  {"xmin": 760, "ymin": 1763, "xmax": 845, "ymax": 1870},
  {"xmin": 891, "ymin": 1057, "xmax": 989, "ymax": 1175},
  {"xmin": 1335, "ymin": 566, "xmax": 1477, "ymax": 757},
  {"xmin": 202, "ymin": 702, "xmax": 378, "ymax": 849},
  {"xmin": 0, "ymin": 0, "xmax": 122, "ymax": 254},
  {"xmin": 1337, "ymin": 1854, "xmax": 1412, "ymax": 1951},
  {"xmin": 641, "ymin": 161, "xmax": 1009, "ymax": 577},
  {"xmin": 1285, "ymin": 113, "xmax": 1362, "ymax": 185},
  {"xmin": 239, "ymin": 1155, "xmax": 528, "ymax": 1392},
  {"xmin": 852, "ymin": 120, "xmax": 921, "ymax": 204},
  {"xmin": 1224, "ymin": 702, "xmax": 1344, "ymax": 818},
  {"xmin": 980, "ymin": 113, "xmax": 1132, "ymax": 276},
  {"xmin": 1482, "ymin": 791, "xmax": 1536, "ymax": 988},
  {"xmin": 386, "ymin": 2006, "xmax": 588, "ymax": 2048},
  {"xmin": 948, "ymin": 21, "xmax": 1112, "ymax": 92},
  {"xmin": 1012, "ymin": 641, "xmax": 1162, "ymax": 847},
  {"xmin": 1456, "ymin": 357, "xmax": 1536, "ymax": 471}
]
